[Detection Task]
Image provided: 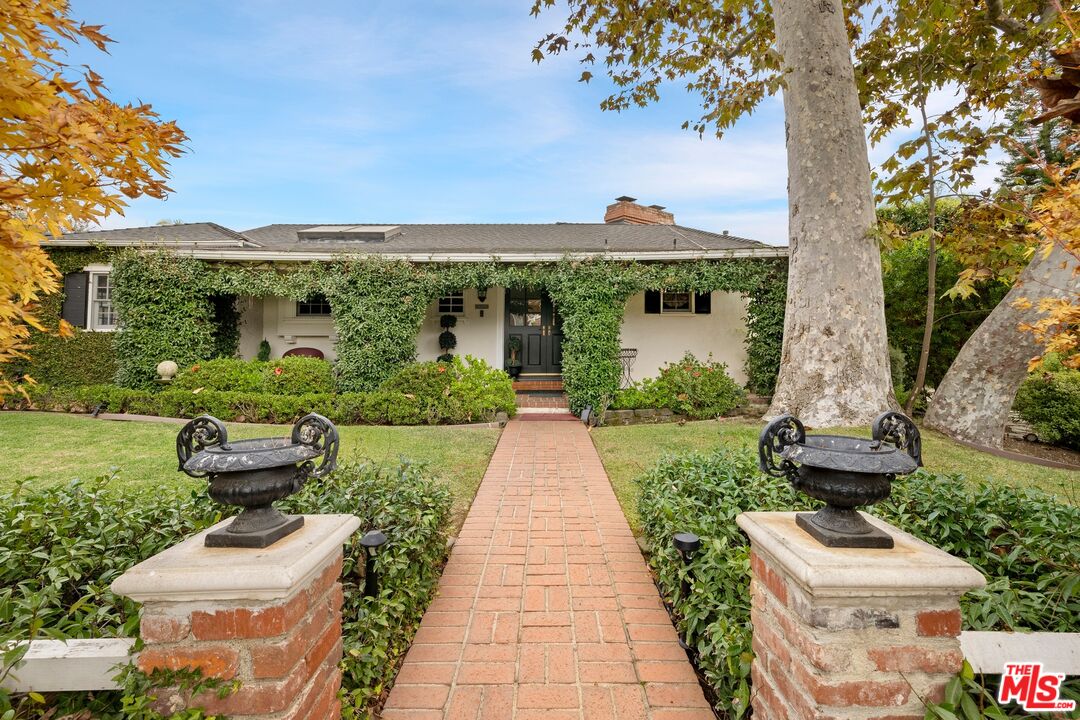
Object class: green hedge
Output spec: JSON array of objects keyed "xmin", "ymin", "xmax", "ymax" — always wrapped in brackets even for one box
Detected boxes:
[
  {"xmin": 638, "ymin": 448, "xmax": 1080, "ymax": 718},
  {"xmin": 0, "ymin": 459, "xmax": 452, "ymax": 719},
  {"xmin": 10, "ymin": 330, "xmax": 117, "ymax": 387},
  {"xmin": 8, "ymin": 357, "xmax": 516, "ymax": 426},
  {"xmin": 610, "ymin": 352, "xmax": 745, "ymax": 419},
  {"xmin": 173, "ymin": 357, "xmax": 335, "ymax": 395},
  {"xmin": 1015, "ymin": 365, "xmax": 1080, "ymax": 451}
]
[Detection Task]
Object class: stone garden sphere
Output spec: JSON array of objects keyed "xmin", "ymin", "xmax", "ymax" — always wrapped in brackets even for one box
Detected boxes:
[{"xmin": 156, "ymin": 360, "xmax": 179, "ymax": 380}]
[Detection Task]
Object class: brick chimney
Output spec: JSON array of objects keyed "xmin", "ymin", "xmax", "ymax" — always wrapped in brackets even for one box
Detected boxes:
[{"xmin": 603, "ymin": 196, "xmax": 675, "ymax": 225}]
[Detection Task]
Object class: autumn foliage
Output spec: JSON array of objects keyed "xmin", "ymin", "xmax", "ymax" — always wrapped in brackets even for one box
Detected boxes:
[{"xmin": 0, "ymin": 0, "xmax": 186, "ymax": 395}]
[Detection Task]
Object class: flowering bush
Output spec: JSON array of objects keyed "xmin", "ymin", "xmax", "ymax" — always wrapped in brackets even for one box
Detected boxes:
[{"xmin": 612, "ymin": 352, "xmax": 745, "ymax": 419}]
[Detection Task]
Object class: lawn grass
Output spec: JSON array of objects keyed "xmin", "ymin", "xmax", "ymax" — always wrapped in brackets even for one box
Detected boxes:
[
  {"xmin": 591, "ymin": 418, "xmax": 1080, "ymax": 532},
  {"xmin": 0, "ymin": 412, "xmax": 501, "ymax": 530}
]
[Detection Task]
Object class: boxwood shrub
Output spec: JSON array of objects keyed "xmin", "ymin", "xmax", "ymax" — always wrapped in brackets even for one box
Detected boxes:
[
  {"xmin": 638, "ymin": 448, "xmax": 1080, "ymax": 718},
  {"xmin": 611, "ymin": 352, "xmax": 746, "ymax": 419},
  {"xmin": 0, "ymin": 459, "xmax": 452, "ymax": 719},
  {"xmin": 1015, "ymin": 364, "xmax": 1080, "ymax": 450},
  {"xmin": 6, "ymin": 357, "xmax": 516, "ymax": 426}
]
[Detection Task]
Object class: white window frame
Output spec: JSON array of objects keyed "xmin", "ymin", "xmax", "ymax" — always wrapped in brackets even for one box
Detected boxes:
[
  {"xmin": 438, "ymin": 291, "xmax": 465, "ymax": 315},
  {"xmin": 87, "ymin": 268, "xmax": 117, "ymax": 331},
  {"xmin": 295, "ymin": 294, "xmax": 332, "ymax": 317},
  {"xmin": 660, "ymin": 290, "xmax": 693, "ymax": 314}
]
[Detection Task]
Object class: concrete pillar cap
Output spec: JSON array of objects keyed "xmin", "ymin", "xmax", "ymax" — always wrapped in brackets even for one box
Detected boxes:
[
  {"xmin": 737, "ymin": 511, "xmax": 985, "ymax": 598},
  {"xmin": 112, "ymin": 514, "xmax": 360, "ymax": 603}
]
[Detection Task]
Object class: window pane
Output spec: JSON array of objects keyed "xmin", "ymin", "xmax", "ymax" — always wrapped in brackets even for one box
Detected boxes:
[
  {"xmin": 297, "ymin": 294, "xmax": 331, "ymax": 316},
  {"xmin": 438, "ymin": 291, "xmax": 464, "ymax": 314},
  {"xmin": 662, "ymin": 291, "xmax": 691, "ymax": 313}
]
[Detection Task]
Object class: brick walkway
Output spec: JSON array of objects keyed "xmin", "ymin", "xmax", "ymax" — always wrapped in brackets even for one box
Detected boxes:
[{"xmin": 381, "ymin": 419, "xmax": 713, "ymax": 719}]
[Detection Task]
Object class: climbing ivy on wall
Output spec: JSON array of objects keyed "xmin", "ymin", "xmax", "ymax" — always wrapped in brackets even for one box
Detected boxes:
[
  {"xmin": 109, "ymin": 251, "xmax": 787, "ymax": 408},
  {"xmin": 4, "ymin": 248, "xmax": 119, "ymax": 386},
  {"xmin": 112, "ymin": 251, "xmax": 217, "ymax": 389}
]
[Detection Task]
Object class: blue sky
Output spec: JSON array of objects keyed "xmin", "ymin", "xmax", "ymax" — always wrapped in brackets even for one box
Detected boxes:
[{"xmin": 71, "ymin": 1, "xmax": 998, "ymax": 245}]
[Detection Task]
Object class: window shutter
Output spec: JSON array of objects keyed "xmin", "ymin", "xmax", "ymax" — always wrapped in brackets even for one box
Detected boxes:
[
  {"xmin": 62, "ymin": 272, "xmax": 89, "ymax": 328},
  {"xmin": 644, "ymin": 290, "xmax": 661, "ymax": 314},
  {"xmin": 694, "ymin": 292, "xmax": 711, "ymax": 314}
]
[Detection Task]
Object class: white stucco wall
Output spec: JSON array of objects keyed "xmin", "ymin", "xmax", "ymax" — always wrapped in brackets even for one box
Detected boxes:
[
  {"xmin": 416, "ymin": 287, "xmax": 504, "ymax": 368},
  {"xmin": 238, "ymin": 296, "xmax": 337, "ymax": 361},
  {"xmin": 619, "ymin": 291, "xmax": 749, "ymax": 384}
]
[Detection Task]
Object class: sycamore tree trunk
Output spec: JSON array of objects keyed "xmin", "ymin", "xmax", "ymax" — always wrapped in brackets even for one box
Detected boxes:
[
  {"xmin": 767, "ymin": 0, "xmax": 896, "ymax": 427},
  {"xmin": 924, "ymin": 243, "xmax": 1078, "ymax": 448}
]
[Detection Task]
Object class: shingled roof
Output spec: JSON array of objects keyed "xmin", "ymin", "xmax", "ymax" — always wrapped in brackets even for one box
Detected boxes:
[{"xmin": 54, "ymin": 220, "xmax": 784, "ymax": 260}]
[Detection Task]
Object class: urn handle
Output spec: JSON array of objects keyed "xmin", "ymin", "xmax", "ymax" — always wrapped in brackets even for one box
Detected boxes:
[
  {"xmin": 872, "ymin": 411, "xmax": 922, "ymax": 467},
  {"xmin": 292, "ymin": 413, "xmax": 340, "ymax": 482},
  {"xmin": 176, "ymin": 415, "xmax": 230, "ymax": 478},
  {"xmin": 758, "ymin": 414, "xmax": 805, "ymax": 480}
]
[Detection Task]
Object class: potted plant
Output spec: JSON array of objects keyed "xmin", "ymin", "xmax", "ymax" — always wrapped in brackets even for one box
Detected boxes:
[
  {"xmin": 506, "ymin": 336, "xmax": 522, "ymax": 379},
  {"xmin": 438, "ymin": 315, "xmax": 458, "ymax": 361}
]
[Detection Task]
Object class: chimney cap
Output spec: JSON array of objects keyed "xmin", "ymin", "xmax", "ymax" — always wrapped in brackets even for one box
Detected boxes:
[
  {"xmin": 648, "ymin": 204, "xmax": 666, "ymax": 210},
  {"xmin": 615, "ymin": 195, "xmax": 637, "ymax": 202}
]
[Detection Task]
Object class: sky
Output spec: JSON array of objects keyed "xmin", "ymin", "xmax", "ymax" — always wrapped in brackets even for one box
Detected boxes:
[{"xmin": 70, "ymin": 0, "xmax": 1002, "ymax": 246}]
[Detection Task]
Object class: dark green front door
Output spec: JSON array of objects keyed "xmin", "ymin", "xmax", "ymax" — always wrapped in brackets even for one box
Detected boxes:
[{"xmin": 506, "ymin": 288, "xmax": 562, "ymax": 375}]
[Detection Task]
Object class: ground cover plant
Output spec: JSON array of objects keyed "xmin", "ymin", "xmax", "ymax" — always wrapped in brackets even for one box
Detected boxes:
[
  {"xmin": 591, "ymin": 419, "xmax": 1080, "ymax": 532},
  {"xmin": 0, "ymin": 459, "xmax": 453, "ymax": 720},
  {"xmin": 637, "ymin": 447, "xmax": 1080, "ymax": 719},
  {"xmin": 611, "ymin": 352, "xmax": 745, "ymax": 419}
]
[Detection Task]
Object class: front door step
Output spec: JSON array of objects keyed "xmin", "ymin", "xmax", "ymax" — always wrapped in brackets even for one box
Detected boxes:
[{"xmin": 516, "ymin": 389, "xmax": 570, "ymax": 412}]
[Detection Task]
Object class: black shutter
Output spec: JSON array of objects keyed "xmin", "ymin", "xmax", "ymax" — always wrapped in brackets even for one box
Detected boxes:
[
  {"xmin": 62, "ymin": 272, "xmax": 89, "ymax": 328},
  {"xmin": 644, "ymin": 290, "xmax": 661, "ymax": 314},
  {"xmin": 694, "ymin": 292, "xmax": 711, "ymax": 314}
]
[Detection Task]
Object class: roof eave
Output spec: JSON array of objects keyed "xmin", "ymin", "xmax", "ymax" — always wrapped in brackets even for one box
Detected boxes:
[{"xmin": 179, "ymin": 247, "xmax": 789, "ymax": 262}]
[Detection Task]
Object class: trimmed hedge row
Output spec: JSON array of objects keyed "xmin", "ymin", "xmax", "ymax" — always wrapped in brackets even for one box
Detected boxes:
[
  {"xmin": 173, "ymin": 357, "xmax": 336, "ymax": 395},
  {"xmin": 1, "ymin": 459, "xmax": 452, "ymax": 719},
  {"xmin": 6, "ymin": 357, "xmax": 516, "ymax": 426},
  {"xmin": 638, "ymin": 448, "xmax": 1080, "ymax": 718}
]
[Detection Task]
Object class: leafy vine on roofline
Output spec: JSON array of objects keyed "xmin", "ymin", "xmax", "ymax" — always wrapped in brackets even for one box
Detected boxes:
[{"xmin": 109, "ymin": 251, "xmax": 786, "ymax": 407}]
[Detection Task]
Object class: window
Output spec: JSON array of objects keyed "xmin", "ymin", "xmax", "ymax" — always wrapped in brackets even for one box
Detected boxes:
[
  {"xmin": 438, "ymin": 291, "xmax": 464, "ymax": 314},
  {"xmin": 296, "ymin": 294, "xmax": 332, "ymax": 316},
  {"xmin": 660, "ymin": 291, "xmax": 692, "ymax": 314},
  {"xmin": 89, "ymin": 272, "xmax": 117, "ymax": 330}
]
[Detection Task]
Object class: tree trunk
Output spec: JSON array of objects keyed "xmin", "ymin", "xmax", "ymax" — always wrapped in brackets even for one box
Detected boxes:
[
  {"xmin": 905, "ymin": 95, "xmax": 937, "ymax": 416},
  {"xmin": 767, "ymin": 0, "xmax": 896, "ymax": 427},
  {"xmin": 924, "ymin": 243, "xmax": 1078, "ymax": 447}
]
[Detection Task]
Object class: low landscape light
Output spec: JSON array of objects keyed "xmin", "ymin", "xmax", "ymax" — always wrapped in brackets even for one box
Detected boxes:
[{"xmin": 360, "ymin": 530, "xmax": 388, "ymax": 597}]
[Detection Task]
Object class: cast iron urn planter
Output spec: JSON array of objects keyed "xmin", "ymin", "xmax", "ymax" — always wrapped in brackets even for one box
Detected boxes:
[
  {"xmin": 177, "ymin": 413, "xmax": 339, "ymax": 548},
  {"xmin": 758, "ymin": 411, "xmax": 922, "ymax": 549}
]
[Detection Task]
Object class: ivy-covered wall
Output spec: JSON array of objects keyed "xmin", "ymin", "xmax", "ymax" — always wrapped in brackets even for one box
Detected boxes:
[
  {"xmin": 108, "ymin": 251, "xmax": 787, "ymax": 409},
  {"xmin": 7, "ymin": 249, "xmax": 119, "ymax": 387}
]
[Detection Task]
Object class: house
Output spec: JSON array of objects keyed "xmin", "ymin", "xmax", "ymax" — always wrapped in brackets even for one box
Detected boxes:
[{"xmin": 49, "ymin": 197, "xmax": 786, "ymax": 389}]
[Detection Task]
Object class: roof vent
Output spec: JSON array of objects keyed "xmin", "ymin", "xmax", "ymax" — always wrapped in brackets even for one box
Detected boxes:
[
  {"xmin": 297, "ymin": 225, "xmax": 402, "ymax": 242},
  {"xmin": 722, "ymin": 230, "xmax": 729, "ymax": 235}
]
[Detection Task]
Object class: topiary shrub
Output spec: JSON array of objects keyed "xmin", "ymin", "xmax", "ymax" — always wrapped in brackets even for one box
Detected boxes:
[
  {"xmin": 611, "ymin": 352, "xmax": 745, "ymax": 419},
  {"xmin": 1015, "ymin": 365, "xmax": 1080, "ymax": 450},
  {"xmin": 263, "ymin": 356, "xmax": 335, "ymax": 395},
  {"xmin": 256, "ymin": 339, "xmax": 272, "ymax": 362},
  {"xmin": 638, "ymin": 447, "xmax": 1080, "ymax": 718}
]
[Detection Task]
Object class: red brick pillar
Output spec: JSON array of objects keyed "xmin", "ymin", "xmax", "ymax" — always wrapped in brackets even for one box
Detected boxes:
[
  {"xmin": 737, "ymin": 512, "xmax": 984, "ymax": 720},
  {"xmin": 112, "ymin": 515, "xmax": 360, "ymax": 720}
]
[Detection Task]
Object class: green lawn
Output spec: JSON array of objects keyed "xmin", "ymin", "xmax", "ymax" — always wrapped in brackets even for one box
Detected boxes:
[
  {"xmin": 591, "ymin": 418, "xmax": 1080, "ymax": 532},
  {"xmin": 0, "ymin": 412, "xmax": 501, "ymax": 530}
]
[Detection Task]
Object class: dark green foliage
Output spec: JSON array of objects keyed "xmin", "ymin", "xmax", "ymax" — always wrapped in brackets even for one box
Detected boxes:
[
  {"xmin": 12, "ymin": 356, "xmax": 515, "ymax": 425},
  {"xmin": 112, "ymin": 251, "xmax": 216, "ymax": 390},
  {"xmin": 172, "ymin": 358, "xmax": 265, "ymax": 393},
  {"xmin": 11, "ymin": 331, "xmax": 117, "ymax": 387},
  {"xmin": 208, "ymin": 294, "xmax": 241, "ymax": 359},
  {"xmin": 263, "ymin": 357, "xmax": 335, "ymax": 395},
  {"xmin": 611, "ymin": 352, "xmax": 745, "ymax": 419},
  {"xmin": 438, "ymin": 330, "xmax": 457, "ymax": 351},
  {"xmin": 378, "ymin": 356, "xmax": 516, "ymax": 424},
  {"xmin": 741, "ymin": 262, "xmax": 786, "ymax": 395},
  {"xmin": 256, "ymin": 339, "xmax": 271, "ymax": 362},
  {"xmin": 881, "ymin": 237, "xmax": 1008, "ymax": 389},
  {"xmin": 0, "ymin": 459, "xmax": 452, "ymax": 719},
  {"xmin": 1015, "ymin": 367, "xmax": 1080, "ymax": 450},
  {"xmin": 439, "ymin": 315, "xmax": 457, "ymax": 329},
  {"xmin": 638, "ymin": 448, "xmax": 1080, "ymax": 718}
]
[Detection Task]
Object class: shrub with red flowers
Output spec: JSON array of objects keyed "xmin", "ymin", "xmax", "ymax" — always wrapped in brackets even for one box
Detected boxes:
[{"xmin": 611, "ymin": 352, "xmax": 744, "ymax": 419}]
